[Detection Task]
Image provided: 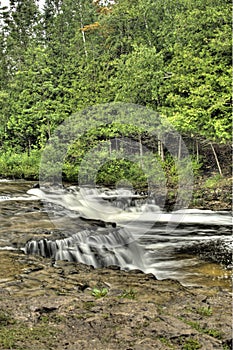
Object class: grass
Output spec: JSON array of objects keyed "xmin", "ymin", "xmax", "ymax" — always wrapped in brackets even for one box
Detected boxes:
[
  {"xmin": 181, "ymin": 337, "xmax": 201, "ymax": 350},
  {"xmin": 158, "ymin": 336, "xmax": 202, "ymax": 349},
  {"xmin": 0, "ymin": 312, "xmax": 15, "ymax": 327},
  {"xmin": 196, "ymin": 306, "xmax": 213, "ymax": 317},
  {"xmin": 83, "ymin": 301, "xmax": 96, "ymax": 310},
  {"xmin": 158, "ymin": 336, "xmax": 174, "ymax": 348},
  {"xmin": 0, "ymin": 323, "xmax": 57, "ymax": 349},
  {"xmin": 178, "ymin": 317, "xmax": 223, "ymax": 340},
  {"xmin": 39, "ymin": 314, "xmax": 66, "ymax": 324},
  {"xmin": 0, "ymin": 309, "xmax": 58, "ymax": 349},
  {"xmin": 119, "ymin": 288, "xmax": 137, "ymax": 300},
  {"xmin": 204, "ymin": 174, "xmax": 224, "ymax": 189}
]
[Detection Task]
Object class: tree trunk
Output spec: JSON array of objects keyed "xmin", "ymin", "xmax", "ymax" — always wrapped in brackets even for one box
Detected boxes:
[
  {"xmin": 79, "ymin": 1, "xmax": 88, "ymax": 57},
  {"xmin": 47, "ymin": 119, "xmax": 51, "ymax": 139},
  {"xmin": 178, "ymin": 135, "xmax": 182, "ymax": 160},
  {"xmin": 115, "ymin": 137, "xmax": 118, "ymax": 151},
  {"xmin": 138, "ymin": 134, "xmax": 143, "ymax": 166},
  {"xmin": 210, "ymin": 142, "xmax": 223, "ymax": 176},
  {"xmin": 158, "ymin": 139, "xmax": 164, "ymax": 161},
  {"xmin": 28, "ymin": 138, "xmax": 31, "ymax": 156},
  {"xmin": 109, "ymin": 139, "xmax": 112, "ymax": 155}
]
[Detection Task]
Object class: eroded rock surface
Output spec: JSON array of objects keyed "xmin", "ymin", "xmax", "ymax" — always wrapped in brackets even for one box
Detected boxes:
[{"xmin": 0, "ymin": 251, "xmax": 231, "ymax": 350}]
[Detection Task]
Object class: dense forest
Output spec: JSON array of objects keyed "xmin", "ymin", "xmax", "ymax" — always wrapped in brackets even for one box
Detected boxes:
[{"xmin": 0, "ymin": 0, "xmax": 231, "ymax": 185}]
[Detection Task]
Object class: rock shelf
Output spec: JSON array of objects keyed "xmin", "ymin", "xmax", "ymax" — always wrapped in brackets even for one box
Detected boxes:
[{"xmin": 0, "ymin": 251, "xmax": 231, "ymax": 349}]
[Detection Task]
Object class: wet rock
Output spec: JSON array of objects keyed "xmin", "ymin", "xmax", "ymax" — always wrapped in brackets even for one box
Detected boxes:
[
  {"xmin": 177, "ymin": 238, "xmax": 232, "ymax": 266},
  {"xmin": 145, "ymin": 273, "xmax": 157, "ymax": 280},
  {"xmin": 32, "ymin": 183, "xmax": 40, "ymax": 188},
  {"xmin": 108, "ymin": 265, "xmax": 121, "ymax": 270},
  {"xmin": 127, "ymin": 269, "xmax": 145, "ymax": 274}
]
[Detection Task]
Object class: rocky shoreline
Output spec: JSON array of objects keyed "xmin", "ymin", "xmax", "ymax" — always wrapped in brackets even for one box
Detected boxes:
[{"xmin": 0, "ymin": 251, "xmax": 232, "ymax": 350}]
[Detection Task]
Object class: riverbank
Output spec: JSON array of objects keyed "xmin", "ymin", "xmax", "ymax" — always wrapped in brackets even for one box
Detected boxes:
[
  {"xmin": 0, "ymin": 173, "xmax": 232, "ymax": 212},
  {"xmin": 0, "ymin": 146, "xmax": 232, "ymax": 212},
  {"xmin": 160, "ymin": 173, "xmax": 232, "ymax": 212},
  {"xmin": 190, "ymin": 175, "xmax": 232, "ymax": 211},
  {"xmin": 0, "ymin": 251, "xmax": 231, "ymax": 350}
]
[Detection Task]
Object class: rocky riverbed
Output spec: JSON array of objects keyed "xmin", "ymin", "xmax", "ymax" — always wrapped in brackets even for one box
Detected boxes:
[{"xmin": 0, "ymin": 251, "xmax": 231, "ymax": 350}]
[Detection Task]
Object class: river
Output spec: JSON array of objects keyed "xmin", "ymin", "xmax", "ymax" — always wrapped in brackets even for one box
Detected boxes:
[{"xmin": 0, "ymin": 179, "xmax": 232, "ymax": 289}]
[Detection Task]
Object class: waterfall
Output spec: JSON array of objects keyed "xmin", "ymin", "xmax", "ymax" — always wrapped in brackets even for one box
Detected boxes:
[
  {"xmin": 25, "ymin": 186, "xmax": 232, "ymax": 277},
  {"xmin": 24, "ymin": 227, "xmax": 147, "ymax": 271}
]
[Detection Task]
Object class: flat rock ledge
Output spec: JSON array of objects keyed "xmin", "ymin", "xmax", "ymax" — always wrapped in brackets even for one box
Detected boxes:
[{"xmin": 0, "ymin": 251, "xmax": 232, "ymax": 350}]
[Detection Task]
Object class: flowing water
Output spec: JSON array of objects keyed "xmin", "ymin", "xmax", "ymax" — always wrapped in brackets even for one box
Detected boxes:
[{"xmin": 0, "ymin": 180, "xmax": 232, "ymax": 288}]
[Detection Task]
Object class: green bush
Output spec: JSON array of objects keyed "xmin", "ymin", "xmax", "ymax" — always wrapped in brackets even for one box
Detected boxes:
[{"xmin": 0, "ymin": 149, "xmax": 41, "ymax": 179}]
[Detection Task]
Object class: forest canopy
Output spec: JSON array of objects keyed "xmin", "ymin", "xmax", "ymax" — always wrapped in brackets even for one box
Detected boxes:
[{"xmin": 0, "ymin": 0, "xmax": 231, "ymax": 181}]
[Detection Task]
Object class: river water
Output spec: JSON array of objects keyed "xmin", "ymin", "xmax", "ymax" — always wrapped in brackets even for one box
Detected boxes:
[{"xmin": 0, "ymin": 180, "xmax": 232, "ymax": 289}]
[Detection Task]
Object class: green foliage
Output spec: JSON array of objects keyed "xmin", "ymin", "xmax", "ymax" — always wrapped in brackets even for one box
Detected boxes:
[
  {"xmin": 204, "ymin": 174, "xmax": 223, "ymax": 189},
  {"xmin": 222, "ymin": 345, "xmax": 231, "ymax": 350},
  {"xmin": 181, "ymin": 338, "xmax": 201, "ymax": 350},
  {"xmin": 110, "ymin": 45, "xmax": 164, "ymax": 107},
  {"xmin": 0, "ymin": 149, "xmax": 40, "ymax": 179},
  {"xmin": 119, "ymin": 289, "xmax": 137, "ymax": 300},
  {"xmin": 158, "ymin": 336, "xmax": 174, "ymax": 348},
  {"xmin": 96, "ymin": 159, "xmax": 146, "ymax": 188},
  {"xmin": 0, "ymin": 0, "xmax": 231, "ymax": 179},
  {"xmin": 0, "ymin": 312, "xmax": 15, "ymax": 327},
  {"xmin": 91, "ymin": 287, "xmax": 108, "ymax": 298},
  {"xmin": 0, "ymin": 308, "xmax": 56, "ymax": 349},
  {"xmin": 179, "ymin": 317, "xmax": 223, "ymax": 340},
  {"xmin": 159, "ymin": 0, "xmax": 231, "ymax": 143},
  {"xmin": 196, "ymin": 306, "xmax": 213, "ymax": 317},
  {"xmin": 0, "ymin": 323, "xmax": 57, "ymax": 349}
]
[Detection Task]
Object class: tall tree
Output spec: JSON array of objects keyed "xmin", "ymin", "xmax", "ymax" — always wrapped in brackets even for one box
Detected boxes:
[
  {"xmin": 158, "ymin": 0, "xmax": 231, "ymax": 142},
  {"xmin": 3, "ymin": 0, "xmax": 42, "ymax": 72},
  {"xmin": 109, "ymin": 44, "xmax": 164, "ymax": 108},
  {"xmin": 5, "ymin": 45, "xmax": 69, "ymax": 152}
]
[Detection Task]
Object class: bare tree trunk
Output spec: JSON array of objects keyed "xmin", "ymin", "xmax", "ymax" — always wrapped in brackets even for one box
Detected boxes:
[
  {"xmin": 158, "ymin": 140, "xmax": 161, "ymax": 157},
  {"xmin": 79, "ymin": 1, "xmax": 88, "ymax": 57},
  {"xmin": 115, "ymin": 137, "xmax": 118, "ymax": 151},
  {"xmin": 210, "ymin": 142, "xmax": 223, "ymax": 176},
  {"xmin": 178, "ymin": 135, "xmax": 182, "ymax": 160},
  {"xmin": 81, "ymin": 30, "xmax": 88, "ymax": 57},
  {"xmin": 161, "ymin": 141, "xmax": 164, "ymax": 161},
  {"xmin": 28, "ymin": 138, "xmax": 31, "ymax": 156},
  {"xmin": 143, "ymin": 13, "xmax": 152, "ymax": 46},
  {"xmin": 196, "ymin": 140, "xmax": 199, "ymax": 162},
  {"xmin": 158, "ymin": 139, "xmax": 164, "ymax": 161},
  {"xmin": 138, "ymin": 134, "xmax": 143, "ymax": 166}
]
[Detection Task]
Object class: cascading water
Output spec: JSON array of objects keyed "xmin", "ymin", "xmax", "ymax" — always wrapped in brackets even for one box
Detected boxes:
[
  {"xmin": 24, "ymin": 186, "xmax": 233, "ymax": 279},
  {"xmin": 1, "ymin": 181, "xmax": 232, "ymax": 285},
  {"xmin": 24, "ymin": 227, "xmax": 146, "ymax": 271},
  {"xmin": 24, "ymin": 186, "xmax": 163, "ymax": 273}
]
